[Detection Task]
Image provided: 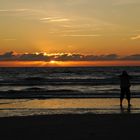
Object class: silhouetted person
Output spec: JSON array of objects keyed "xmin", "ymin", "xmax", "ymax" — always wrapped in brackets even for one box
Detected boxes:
[{"xmin": 120, "ymin": 71, "xmax": 131, "ymax": 107}]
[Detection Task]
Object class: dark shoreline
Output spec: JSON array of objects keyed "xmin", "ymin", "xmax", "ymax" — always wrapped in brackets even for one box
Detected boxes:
[{"xmin": 0, "ymin": 113, "xmax": 140, "ymax": 139}]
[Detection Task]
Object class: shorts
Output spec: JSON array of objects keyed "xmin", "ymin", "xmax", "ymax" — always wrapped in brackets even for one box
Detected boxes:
[{"xmin": 120, "ymin": 88, "xmax": 131, "ymax": 100}]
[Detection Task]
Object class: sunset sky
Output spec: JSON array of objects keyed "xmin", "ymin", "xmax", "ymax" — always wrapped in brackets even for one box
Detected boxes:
[{"xmin": 0, "ymin": 0, "xmax": 140, "ymax": 66}]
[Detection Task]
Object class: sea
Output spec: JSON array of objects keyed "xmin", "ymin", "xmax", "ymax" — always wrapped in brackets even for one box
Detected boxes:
[
  {"xmin": 0, "ymin": 66, "xmax": 140, "ymax": 98},
  {"xmin": 0, "ymin": 66, "xmax": 140, "ymax": 117}
]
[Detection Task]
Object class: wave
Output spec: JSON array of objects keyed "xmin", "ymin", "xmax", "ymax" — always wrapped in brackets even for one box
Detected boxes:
[
  {"xmin": 0, "ymin": 90, "xmax": 140, "ymax": 99},
  {"xmin": 0, "ymin": 78, "xmax": 140, "ymax": 86},
  {"xmin": 0, "ymin": 67, "xmax": 139, "ymax": 97},
  {"xmin": 24, "ymin": 77, "xmax": 46, "ymax": 81},
  {"xmin": 0, "ymin": 67, "xmax": 140, "ymax": 86}
]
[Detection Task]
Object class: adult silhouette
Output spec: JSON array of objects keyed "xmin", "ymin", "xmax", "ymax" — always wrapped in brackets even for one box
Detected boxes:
[{"xmin": 120, "ymin": 71, "xmax": 131, "ymax": 107}]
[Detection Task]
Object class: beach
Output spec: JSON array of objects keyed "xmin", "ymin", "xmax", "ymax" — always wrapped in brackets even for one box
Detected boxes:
[
  {"xmin": 0, "ymin": 113, "xmax": 140, "ymax": 139},
  {"xmin": 0, "ymin": 98, "xmax": 139, "ymax": 139},
  {"xmin": 0, "ymin": 67, "xmax": 139, "ymax": 139}
]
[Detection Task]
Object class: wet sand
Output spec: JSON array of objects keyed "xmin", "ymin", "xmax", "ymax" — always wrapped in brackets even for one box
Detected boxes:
[
  {"xmin": 0, "ymin": 98, "xmax": 140, "ymax": 117},
  {"xmin": 0, "ymin": 113, "xmax": 140, "ymax": 139}
]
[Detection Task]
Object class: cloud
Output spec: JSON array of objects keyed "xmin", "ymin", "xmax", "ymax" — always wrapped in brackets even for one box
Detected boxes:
[
  {"xmin": 0, "ymin": 8, "xmax": 43, "ymax": 19},
  {"xmin": 0, "ymin": 52, "xmax": 140, "ymax": 62},
  {"xmin": 0, "ymin": 8, "xmax": 40, "ymax": 20},
  {"xmin": 122, "ymin": 54, "xmax": 140, "ymax": 60},
  {"xmin": 0, "ymin": 52, "xmax": 49, "ymax": 61},
  {"xmin": 0, "ymin": 8, "xmax": 71, "ymax": 22},
  {"xmin": 40, "ymin": 17, "xmax": 53, "ymax": 20},
  {"xmin": 50, "ymin": 18, "xmax": 70, "ymax": 22},
  {"xmin": 19, "ymin": 53, "xmax": 51, "ymax": 61},
  {"xmin": 62, "ymin": 34, "xmax": 101, "ymax": 37},
  {"xmin": 131, "ymin": 35, "xmax": 140, "ymax": 40},
  {"xmin": 40, "ymin": 17, "xmax": 70, "ymax": 22},
  {"xmin": 83, "ymin": 54, "xmax": 119, "ymax": 61},
  {"xmin": 0, "ymin": 9, "xmax": 30, "ymax": 13},
  {"xmin": 0, "ymin": 51, "xmax": 17, "ymax": 61}
]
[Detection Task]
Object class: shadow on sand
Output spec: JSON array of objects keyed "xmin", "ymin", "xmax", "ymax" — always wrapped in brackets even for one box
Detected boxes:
[{"xmin": 120, "ymin": 105, "xmax": 132, "ymax": 114}]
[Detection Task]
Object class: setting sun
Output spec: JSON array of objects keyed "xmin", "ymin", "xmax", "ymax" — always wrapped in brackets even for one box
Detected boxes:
[{"xmin": 50, "ymin": 60, "xmax": 56, "ymax": 64}]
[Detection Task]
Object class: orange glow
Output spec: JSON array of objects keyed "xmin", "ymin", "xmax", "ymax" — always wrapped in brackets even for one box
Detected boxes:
[
  {"xmin": 50, "ymin": 60, "xmax": 56, "ymax": 64},
  {"xmin": 0, "ymin": 61, "xmax": 140, "ymax": 67}
]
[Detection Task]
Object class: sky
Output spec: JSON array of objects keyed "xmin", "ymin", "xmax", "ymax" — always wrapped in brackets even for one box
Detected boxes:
[{"xmin": 0, "ymin": 0, "xmax": 140, "ymax": 66}]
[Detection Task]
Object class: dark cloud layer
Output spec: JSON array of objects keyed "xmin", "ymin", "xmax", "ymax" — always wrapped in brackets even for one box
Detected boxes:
[
  {"xmin": 122, "ymin": 54, "xmax": 140, "ymax": 60},
  {"xmin": 0, "ymin": 52, "xmax": 140, "ymax": 61}
]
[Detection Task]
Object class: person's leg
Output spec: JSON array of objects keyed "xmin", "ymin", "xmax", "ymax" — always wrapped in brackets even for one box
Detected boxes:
[
  {"xmin": 120, "ymin": 89, "xmax": 124, "ymax": 106},
  {"xmin": 120, "ymin": 99, "xmax": 123, "ymax": 106},
  {"xmin": 120, "ymin": 98, "xmax": 123, "ymax": 106},
  {"xmin": 126, "ymin": 88, "xmax": 131, "ymax": 106},
  {"xmin": 128, "ymin": 100, "xmax": 131, "ymax": 106}
]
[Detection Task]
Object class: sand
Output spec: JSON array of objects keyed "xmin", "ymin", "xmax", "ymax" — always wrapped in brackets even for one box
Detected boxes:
[
  {"xmin": 0, "ymin": 113, "xmax": 139, "ymax": 140},
  {"xmin": 0, "ymin": 98, "xmax": 139, "ymax": 139}
]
